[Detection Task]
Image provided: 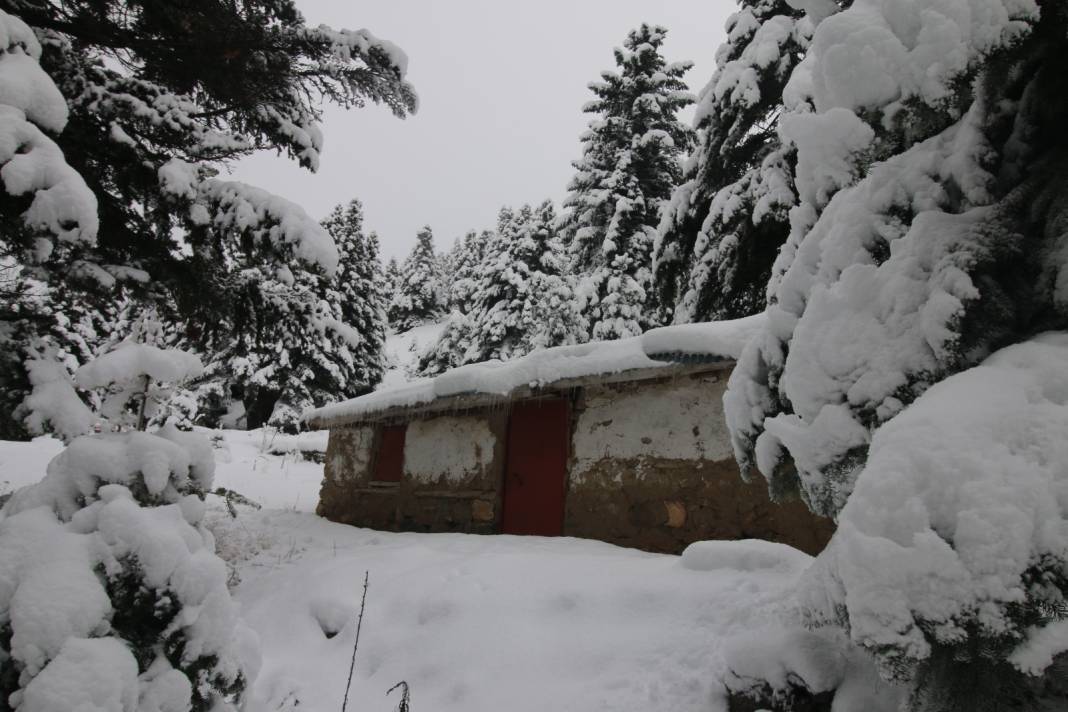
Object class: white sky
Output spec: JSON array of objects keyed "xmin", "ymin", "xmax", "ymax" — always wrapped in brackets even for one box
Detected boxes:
[{"xmin": 229, "ymin": 1, "xmax": 735, "ymax": 261}]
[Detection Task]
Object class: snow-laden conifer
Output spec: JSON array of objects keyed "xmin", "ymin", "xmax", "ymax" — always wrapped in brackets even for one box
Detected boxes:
[
  {"xmin": 421, "ymin": 201, "xmax": 584, "ymax": 374},
  {"xmin": 654, "ymin": 1, "xmax": 806, "ymax": 323},
  {"xmin": 723, "ymin": 1, "xmax": 1068, "ymax": 705},
  {"xmin": 389, "ymin": 226, "xmax": 446, "ymax": 332},
  {"xmin": 561, "ymin": 24, "xmax": 694, "ymax": 340}
]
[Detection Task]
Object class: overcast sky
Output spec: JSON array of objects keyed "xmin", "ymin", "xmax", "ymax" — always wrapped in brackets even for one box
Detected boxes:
[{"xmin": 229, "ymin": 1, "xmax": 735, "ymax": 261}]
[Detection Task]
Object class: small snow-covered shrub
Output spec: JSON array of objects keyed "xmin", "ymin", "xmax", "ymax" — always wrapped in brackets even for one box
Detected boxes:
[{"xmin": 0, "ymin": 425, "xmax": 259, "ymax": 711}]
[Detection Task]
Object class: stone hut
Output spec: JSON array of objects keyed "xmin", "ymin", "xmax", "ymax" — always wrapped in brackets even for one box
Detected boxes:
[{"xmin": 305, "ymin": 317, "xmax": 834, "ymax": 555}]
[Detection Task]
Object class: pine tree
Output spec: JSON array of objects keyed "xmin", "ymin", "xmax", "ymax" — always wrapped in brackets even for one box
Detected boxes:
[
  {"xmin": 420, "ymin": 202, "xmax": 584, "ymax": 375},
  {"xmin": 561, "ymin": 23, "xmax": 694, "ymax": 341},
  {"xmin": 384, "ymin": 256, "xmax": 402, "ymax": 312},
  {"xmin": 445, "ymin": 230, "xmax": 491, "ymax": 314},
  {"xmin": 654, "ymin": 1, "xmax": 806, "ymax": 323},
  {"xmin": 0, "ymin": 0, "xmax": 416, "ymax": 436},
  {"xmin": 389, "ymin": 226, "xmax": 445, "ymax": 332},
  {"xmin": 321, "ymin": 199, "xmax": 388, "ymax": 393}
]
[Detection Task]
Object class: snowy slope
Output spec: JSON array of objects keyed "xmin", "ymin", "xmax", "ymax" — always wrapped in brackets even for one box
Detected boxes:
[{"xmin": 378, "ymin": 321, "xmax": 446, "ymax": 390}]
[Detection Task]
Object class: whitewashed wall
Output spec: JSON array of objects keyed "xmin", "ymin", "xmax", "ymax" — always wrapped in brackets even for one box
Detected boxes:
[
  {"xmin": 571, "ymin": 374, "xmax": 731, "ymax": 483},
  {"xmin": 403, "ymin": 414, "xmax": 497, "ymax": 483}
]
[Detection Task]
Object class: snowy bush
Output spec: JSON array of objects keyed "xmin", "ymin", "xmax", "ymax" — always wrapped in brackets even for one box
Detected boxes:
[{"xmin": 0, "ymin": 426, "xmax": 260, "ymax": 712}]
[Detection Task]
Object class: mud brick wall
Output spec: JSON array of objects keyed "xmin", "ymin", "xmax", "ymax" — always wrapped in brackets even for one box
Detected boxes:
[
  {"xmin": 563, "ymin": 372, "xmax": 834, "ymax": 555},
  {"xmin": 317, "ymin": 412, "xmax": 507, "ymax": 534}
]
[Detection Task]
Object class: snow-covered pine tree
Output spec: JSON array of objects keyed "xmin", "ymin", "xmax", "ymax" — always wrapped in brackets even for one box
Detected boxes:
[
  {"xmin": 653, "ymin": 1, "xmax": 806, "ymax": 323},
  {"xmin": 389, "ymin": 226, "xmax": 446, "ymax": 332},
  {"xmin": 723, "ymin": 1, "xmax": 1068, "ymax": 707},
  {"xmin": 0, "ymin": 0, "xmax": 416, "ymax": 436},
  {"xmin": 416, "ymin": 310, "xmax": 473, "ymax": 377},
  {"xmin": 446, "ymin": 230, "xmax": 491, "ymax": 314},
  {"xmin": 420, "ymin": 202, "xmax": 585, "ymax": 375},
  {"xmin": 321, "ymin": 198, "xmax": 388, "ymax": 394},
  {"xmin": 196, "ymin": 258, "xmax": 367, "ymax": 432},
  {"xmin": 417, "ymin": 215, "xmax": 515, "ymax": 375},
  {"xmin": 384, "ymin": 256, "xmax": 402, "ymax": 304},
  {"xmin": 517, "ymin": 201, "xmax": 587, "ymax": 352},
  {"xmin": 561, "ymin": 23, "xmax": 694, "ymax": 341}
]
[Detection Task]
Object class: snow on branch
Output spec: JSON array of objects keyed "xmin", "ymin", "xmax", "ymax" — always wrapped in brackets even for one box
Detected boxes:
[
  {"xmin": 159, "ymin": 158, "xmax": 339, "ymax": 274},
  {"xmin": 0, "ymin": 10, "xmax": 97, "ymax": 259},
  {"xmin": 75, "ymin": 343, "xmax": 203, "ymax": 390},
  {"xmin": 18, "ymin": 356, "xmax": 94, "ymax": 442}
]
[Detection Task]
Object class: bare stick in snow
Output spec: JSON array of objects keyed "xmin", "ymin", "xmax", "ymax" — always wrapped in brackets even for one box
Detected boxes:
[{"xmin": 341, "ymin": 571, "xmax": 370, "ymax": 712}]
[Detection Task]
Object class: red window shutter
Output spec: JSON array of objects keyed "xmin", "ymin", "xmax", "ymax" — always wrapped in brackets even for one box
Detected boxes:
[{"xmin": 373, "ymin": 424, "xmax": 406, "ymax": 482}]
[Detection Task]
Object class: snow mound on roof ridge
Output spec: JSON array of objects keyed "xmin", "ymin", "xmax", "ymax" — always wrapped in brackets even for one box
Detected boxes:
[{"xmin": 307, "ymin": 314, "xmax": 765, "ymax": 423}]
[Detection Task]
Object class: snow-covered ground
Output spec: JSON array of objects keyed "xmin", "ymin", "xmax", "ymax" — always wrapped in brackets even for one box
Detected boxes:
[
  {"xmin": 378, "ymin": 321, "xmax": 446, "ymax": 389},
  {"xmin": 1, "ymin": 427, "xmax": 811, "ymax": 712},
  {"xmin": 219, "ymin": 510, "xmax": 807, "ymax": 712}
]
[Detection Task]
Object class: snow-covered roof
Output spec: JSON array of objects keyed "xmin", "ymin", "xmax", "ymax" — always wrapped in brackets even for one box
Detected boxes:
[{"xmin": 306, "ymin": 314, "xmax": 764, "ymax": 428}]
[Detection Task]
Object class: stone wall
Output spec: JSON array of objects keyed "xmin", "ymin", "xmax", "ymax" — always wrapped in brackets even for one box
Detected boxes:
[
  {"xmin": 563, "ymin": 371, "xmax": 834, "ymax": 555},
  {"xmin": 317, "ymin": 412, "xmax": 507, "ymax": 534}
]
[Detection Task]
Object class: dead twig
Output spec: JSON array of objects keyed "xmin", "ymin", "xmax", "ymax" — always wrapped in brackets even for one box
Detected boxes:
[{"xmin": 387, "ymin": 681, "xmax": 410, "ymax": 712}]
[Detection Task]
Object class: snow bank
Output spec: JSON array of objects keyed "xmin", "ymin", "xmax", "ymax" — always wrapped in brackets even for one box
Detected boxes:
[
  {"xmin": 800, "ymin": 333, "xmax": 1068, "ymax": 676},
  {"xmin": 309, "ymin": 315, "xmax": 763, "ymax": 424},
  {"xmin": 204, "ymin": 429, "xmax": 326, "ymax": 511},
  {"xmin": 681, "ymin": 539, "xmax": 811, "ymax": 573}
]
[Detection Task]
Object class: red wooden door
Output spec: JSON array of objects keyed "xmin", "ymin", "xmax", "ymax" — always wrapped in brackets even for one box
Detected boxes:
[
  {"xmin": 373, "ymin": 424, "xmax": 406, "ymax": 482},
  {"xmin": 502, "ymin": 398, "xmax": 570, "ymax": 536}
]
